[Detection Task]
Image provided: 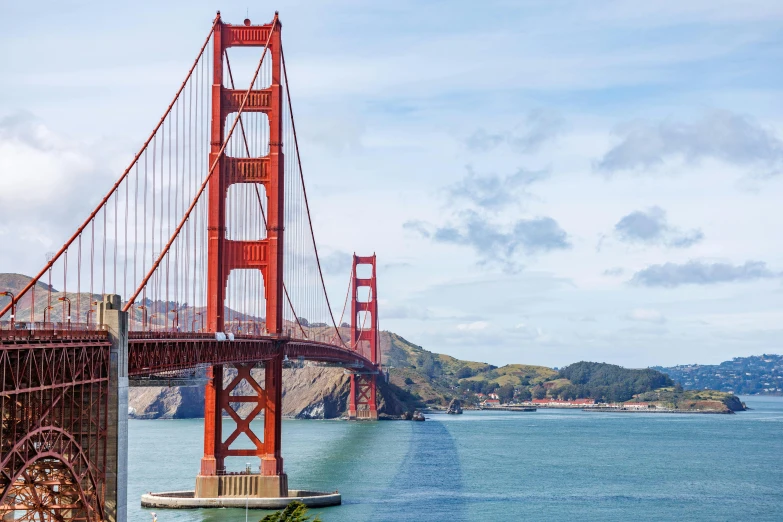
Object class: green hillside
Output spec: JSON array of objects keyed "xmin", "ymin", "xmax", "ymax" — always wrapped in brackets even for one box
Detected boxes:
[{"xmin": 381, "ymin": 335, "xmax": 743, "ymax": 411}]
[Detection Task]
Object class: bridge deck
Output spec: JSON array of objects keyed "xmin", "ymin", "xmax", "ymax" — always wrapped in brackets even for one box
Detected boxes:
[{"xmin": 0, "ymin": 329, "xmax": 376, "ymax": 378}]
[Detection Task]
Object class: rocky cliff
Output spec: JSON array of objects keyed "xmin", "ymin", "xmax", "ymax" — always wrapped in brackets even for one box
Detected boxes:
[{"xmin": 129, "ymin": 365, "xmax": 409, "ymax": 420}]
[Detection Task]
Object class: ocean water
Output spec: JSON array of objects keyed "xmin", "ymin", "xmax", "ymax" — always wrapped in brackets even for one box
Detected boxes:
[{"xmin": 128, "ymin": 396, "xmax": 783, "ymax": 521}]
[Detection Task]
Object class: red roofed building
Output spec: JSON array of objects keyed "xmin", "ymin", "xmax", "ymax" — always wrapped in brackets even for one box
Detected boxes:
[
  {"xmin": 531, "ymin": 398, "xmax": 597, "ymax": 407},
  {"xmin": 624, "ymin": 402, "xmax": 655, "ymax": 410}
]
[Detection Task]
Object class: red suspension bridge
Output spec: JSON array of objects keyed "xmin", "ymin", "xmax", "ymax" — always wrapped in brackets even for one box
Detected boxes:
[{"xmin": 0, "ymin": 12, "xmax": 381, "ymax": 521}]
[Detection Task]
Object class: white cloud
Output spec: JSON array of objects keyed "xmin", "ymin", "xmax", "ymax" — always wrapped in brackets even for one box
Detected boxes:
[
  {"xmin": 626, "ymin": 308, "xmax": 666, "ymax": 324},
  {"xmin": 456, "ymin": 321, "xmax": 489, "ymax": 331},
  {"xmin": 0, "ymin": 113, "xmax": 124, "ymax": 273}
]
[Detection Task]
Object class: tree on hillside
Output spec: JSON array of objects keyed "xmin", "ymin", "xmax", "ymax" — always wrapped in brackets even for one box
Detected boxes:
[
  {"xmin": 455, "ymin": 366, "xmax": 474, "ymax": 379},
  {"xmin": 557, "ymin": 384, "xmax": 579, "ymax": 400},
  {"xmin": 532, "ymin": 385, "xmax": 546, "ymax": 399},
  {"xmin": 498, "ymin": 384, "xmax": 515, "ymax": 403},
  {"xmin": 481, "ymin": 382, "xmax": 499, "ymax": 395},
  {"xmin": 557, "ymin": 361, "xmax": 673, "ymax": 401},
  {"xmin": 517, "ymin": 387, "xmax": 532, "ymax": 401}
]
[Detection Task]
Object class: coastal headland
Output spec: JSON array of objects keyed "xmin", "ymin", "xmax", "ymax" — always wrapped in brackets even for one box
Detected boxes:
[{"xmin": 123, "ymin": 331, "xmax": 746, "ymax": 419}]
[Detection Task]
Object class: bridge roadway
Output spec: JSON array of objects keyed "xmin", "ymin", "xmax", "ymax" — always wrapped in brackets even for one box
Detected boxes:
[{"xmin": 0, "ymin": 328, "xmax": 377, "ymax": 379}]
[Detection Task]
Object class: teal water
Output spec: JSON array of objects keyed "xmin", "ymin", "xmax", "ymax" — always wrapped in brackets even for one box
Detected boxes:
[{"xmin": 129, "ymin": 396, "xmax": 783, "ymax": 521}]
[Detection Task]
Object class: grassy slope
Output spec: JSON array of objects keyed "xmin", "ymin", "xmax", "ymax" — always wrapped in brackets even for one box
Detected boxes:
[
  {"xmin": 633, "ymin": 387, "xmax": 744, "ymax": 412},
  {"xmin": 381, "ymin": 333, "xmax": 742, "ymax": 411},
  {"xmin": 463, "ymin": 364, "xmax": 558, "ymax": 386},
  {"xmin": 382, "ymin": 332, "xmax": 555, "ymax": 407}
]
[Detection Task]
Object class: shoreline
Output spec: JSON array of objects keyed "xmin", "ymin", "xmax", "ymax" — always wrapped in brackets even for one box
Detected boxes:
[{"xmin": 582, "ymin": 407, "xmax": 733, "ymax": 414}]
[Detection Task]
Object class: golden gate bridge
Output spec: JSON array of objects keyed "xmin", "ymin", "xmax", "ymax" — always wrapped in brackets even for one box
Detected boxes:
[{"xmin": 0, "ymin": 12, "xmax": 380, "ymax": 520}]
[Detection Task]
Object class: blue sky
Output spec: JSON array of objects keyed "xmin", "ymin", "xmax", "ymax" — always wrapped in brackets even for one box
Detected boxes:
[{"xmin": 2, "ymin": 1, "xmax": 783, "ymax": 368}]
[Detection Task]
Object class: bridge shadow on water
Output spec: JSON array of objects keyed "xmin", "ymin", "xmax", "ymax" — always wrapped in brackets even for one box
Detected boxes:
[{"xmin": 370, "ymin": 418, "xmax": 467, "ymax": 522}]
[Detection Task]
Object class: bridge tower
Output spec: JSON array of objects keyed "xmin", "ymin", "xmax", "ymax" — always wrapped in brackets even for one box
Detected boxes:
[
  {"xmin": 196, "ymin": 12, "xmax": 287, "ymax": 498},
  {"xmin": 348, "ymin": 254, "xmax": 380, "ymax": 420}
]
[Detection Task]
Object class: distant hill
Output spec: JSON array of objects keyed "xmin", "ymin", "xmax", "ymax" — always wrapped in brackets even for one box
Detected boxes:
[
  {"xmin": 1, "ymin": 271, "xmax": 748, "ymax": 417},
  {"xmin": 556, "ymin": 361, "xmax": 673, "ymax": 402},
  {"xmin": 383, "ymin": 332, "xmax": 556, "ymax": 405},
  {"xmin": 0, "ymin": 273, "xmax": 58, "ymax": 318},
  {"xmin": 0, "ymin": 273, "xmax": 57, "ymax": 294},
  {"xmin": 385, "ymin": 343, "xmax": 732, "ymax": 410},
  {"xmin": 655, "ymin": 354, "xmax": 783, "ymax": 396}
]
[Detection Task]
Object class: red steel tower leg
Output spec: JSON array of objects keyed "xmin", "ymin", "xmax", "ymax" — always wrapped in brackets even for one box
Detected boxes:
[
  {"xmin": 348, "ymin": 254, "xmax": 380, "ymax": 420},
  {"xmin": 197, "ymin": 12, "xmax": 287, "ymax": 498}
]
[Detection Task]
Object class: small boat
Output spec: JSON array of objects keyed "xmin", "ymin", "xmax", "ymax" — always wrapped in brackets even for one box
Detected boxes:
[{"xmin": 412, "ymin": 411, "xmax": 426, "ymax": 421}]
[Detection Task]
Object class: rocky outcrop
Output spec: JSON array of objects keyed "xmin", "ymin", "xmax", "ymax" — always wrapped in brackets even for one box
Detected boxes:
[
  {"xmin": 721, "ymin": 395, "xmax": 747, "ymax": 412},
  {"xmin": 129, "ymin": 366, "xmax": 407, "ymax": 420},
  {"xmin": 127, "ymin": 385, "xmax": 205, "ymax": 419}
]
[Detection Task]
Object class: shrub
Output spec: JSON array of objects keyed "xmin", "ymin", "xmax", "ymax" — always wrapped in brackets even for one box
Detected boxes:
[{"xmin": 260, "ymin": 500, "xmax": 321, "ymax": 522}]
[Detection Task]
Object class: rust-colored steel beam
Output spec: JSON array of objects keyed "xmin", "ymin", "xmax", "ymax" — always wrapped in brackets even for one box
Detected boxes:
[
  {"xmin": 349, "ymin": 254, "xmax": 380, "ymax": 419},
  {"xmin": 202, "ymin": 12, "xmax": 285, "ymax": 479},
  {"xmin": 0, "ymin": 339, "xmax": 110, "ymax": 520},
  {"xmin": 222, "ymin": 88, "xmax": 272, "ymax": 113}
]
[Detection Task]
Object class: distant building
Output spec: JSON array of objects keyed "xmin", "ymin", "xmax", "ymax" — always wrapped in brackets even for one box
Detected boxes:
[
  {"xmin": 624, "ymin": 402, "xmax": 655, "ymax": 410},
  {"xmin": 570, "ymin": 398, "xmax": 595, "ymax": 405},
  {"xmin": 482, "ymin": 399, "xmax": 501, "ymax": 407},
  {"xmin": 530, "ymin": 398, "xmax": 596, "ymax": 407}
]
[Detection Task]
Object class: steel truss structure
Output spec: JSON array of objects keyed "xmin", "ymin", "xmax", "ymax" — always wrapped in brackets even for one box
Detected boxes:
[
  {"xmin": 1, "ymin": 334, "xmax": 110, "ymax": 521},
  {"xmin": 349, "ymin": 255, "xmax": 380, "ymax": 420}
]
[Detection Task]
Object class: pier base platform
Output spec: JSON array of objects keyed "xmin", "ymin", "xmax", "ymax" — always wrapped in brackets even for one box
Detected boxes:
[
  {"xmin": 140, "ymin": 490, "xmax": 341, "ymax": 510},
  {"xmin": 195, "ymin": 473, "xmax": 288, "ymax": 498}
]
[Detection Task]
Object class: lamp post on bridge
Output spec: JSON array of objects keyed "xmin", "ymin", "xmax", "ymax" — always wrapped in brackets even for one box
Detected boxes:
[
  {"xmin": 58, "ymin": 296, "xmax": 72, "ymax": 329},
  {"xmin": 149, "ymin": 314, "xmax": 157, "ymax": 330},
  {"xmin": 42, "ymin": 305, "xmax": 55, "ymax": 327},
  {"xmin": 85, "ymin": 300, "xmax": 98, "ymax": 328},
  {"xmin": 136, "ymin": 305, "xmax": 148, "ymax": 330},
  {"xmin": 0, "ymin": 291, "xmax": 15, "ymax": 329},
  {"xmin": 87, "ymin": 308, "xmax": 96, "ymax": 328},
  {"xmin": 170, "ymin": 308, "xmax": 179, "ymax": 332}
]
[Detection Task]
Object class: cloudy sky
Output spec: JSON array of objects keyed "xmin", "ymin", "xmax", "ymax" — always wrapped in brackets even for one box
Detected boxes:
[{"xmin": 2, "ymin": 1, "xmax": 783, "ymax": 368}]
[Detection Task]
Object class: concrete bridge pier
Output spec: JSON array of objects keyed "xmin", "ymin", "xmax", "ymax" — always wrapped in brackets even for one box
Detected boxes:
[{"xmin": 99, "ymin": 295, "xmax": 129, "ymax": 522}]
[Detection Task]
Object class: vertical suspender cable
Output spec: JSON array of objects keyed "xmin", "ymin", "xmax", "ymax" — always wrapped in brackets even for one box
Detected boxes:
[{"xmin": 281, "ymin": 46, "xmax": 343, "ymax": 345}]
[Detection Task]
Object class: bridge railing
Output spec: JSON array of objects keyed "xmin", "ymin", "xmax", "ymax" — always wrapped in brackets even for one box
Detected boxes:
[
  {"xmin": 126, "ymin": 329, "xmax": 350, "ymax": 349},
  {"xmin": 1, "ymin": 320, "xmax": 102, "ymax": 330},
  {"xmin": 0, "ymin": 323, "xmax": 108, "ymax": 341}
]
